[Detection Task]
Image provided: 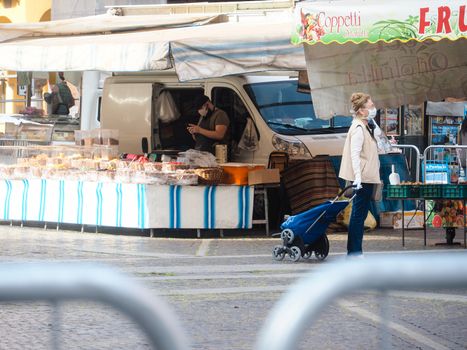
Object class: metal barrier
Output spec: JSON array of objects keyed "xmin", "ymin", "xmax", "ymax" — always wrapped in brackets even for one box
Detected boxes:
[
  {"xmin": 256, "ymin": 254, "xmax": 467, "ymax": 350},
  {"xmin": 396, "ymin": 144, "xmax": 421, "ymax": 183},
  {"xmin": 0, "ymin": 263, "xmax": 190, "ymax": 350}
]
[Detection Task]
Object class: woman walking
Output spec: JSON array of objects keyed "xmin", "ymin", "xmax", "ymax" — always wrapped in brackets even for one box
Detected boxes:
[{"xmin": 339, "ymin": 93, "xmax": 381, "ymax": 257}]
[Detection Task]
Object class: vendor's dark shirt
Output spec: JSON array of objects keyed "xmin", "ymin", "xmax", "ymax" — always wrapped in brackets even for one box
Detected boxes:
[{"xmin": 195, "ymin": 108, "xmax": 230, "ymax": 153}]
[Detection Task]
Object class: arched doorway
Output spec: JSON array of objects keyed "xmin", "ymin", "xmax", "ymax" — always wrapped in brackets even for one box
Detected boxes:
[{"xmin": 39, "ymin": 9, "xmax": 51, "ymax": 22}]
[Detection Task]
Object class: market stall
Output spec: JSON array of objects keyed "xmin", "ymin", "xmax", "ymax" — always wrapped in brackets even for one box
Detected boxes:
[
  {"xmin": 291, "ymin": 0, "xmax": 467, "ymax": 236},
  {"xmin": 0, "ymin": 8, "xmax": 294, "ymax": 234},
  {"xmin": 0, "ymin": 141, "xmax": 256, "ymax": 230},
  {"xmin": 0, "ymin": 179, "xmax": 252, "ymax": 230},
  {"xmin": 387, "ymin": 183, "xmax": 467, "ymax": 248},
  {"xmin": 0, "ymin": 114, "xmax": 80, "ymax": 145}
]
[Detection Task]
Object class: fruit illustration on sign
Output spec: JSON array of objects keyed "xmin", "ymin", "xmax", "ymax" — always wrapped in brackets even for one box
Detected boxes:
[
  {"xmin": 300, "ymin": 9, "xmax": 325, "ymax": 41},
  {"xmin": 432, "ymin": 214, "xmax": 442, "ymax": 228}
]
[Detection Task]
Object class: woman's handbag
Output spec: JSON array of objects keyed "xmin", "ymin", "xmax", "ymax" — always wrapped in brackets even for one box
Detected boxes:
[
  {"xmin": 343, "ymin": 181, "xmax": 354, "ymax": 198},
  {"xmin": 343, "ymin": 181, "xmax": 383, "ymax": 201}
]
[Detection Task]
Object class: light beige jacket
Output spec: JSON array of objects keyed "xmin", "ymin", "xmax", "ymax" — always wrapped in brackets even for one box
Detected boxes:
[{"xmin": 339, "ymin": 118, "xmax": 381, "ymax": 184}]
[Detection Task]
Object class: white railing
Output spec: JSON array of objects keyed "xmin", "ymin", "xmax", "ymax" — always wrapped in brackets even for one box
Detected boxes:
[
  {"xmin": 0, "ymin": 263, "xmax": 189, "ymax": 350},
  {"xmin": 396, "ymin": 144, "xmax": 421, "ymax": 183},
  {"xmin": 256, "ymin": 253, "xmax": 467, "ymax": 350}
]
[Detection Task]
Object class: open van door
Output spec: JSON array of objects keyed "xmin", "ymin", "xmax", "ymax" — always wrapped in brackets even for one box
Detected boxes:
[{"xmin": 101, "ymin": 82, "xmax": 153, "ymax": 154}]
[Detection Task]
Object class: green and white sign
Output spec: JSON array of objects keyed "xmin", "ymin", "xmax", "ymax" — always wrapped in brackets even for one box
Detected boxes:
[{"xmin": 293, "ymin": 0, "xmax": 467, "ymax": 45}]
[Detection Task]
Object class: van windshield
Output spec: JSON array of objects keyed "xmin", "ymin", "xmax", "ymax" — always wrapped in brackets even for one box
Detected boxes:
[{"xmin": 244, "ymin": 80, "xmax": 351, "ymax": 135}]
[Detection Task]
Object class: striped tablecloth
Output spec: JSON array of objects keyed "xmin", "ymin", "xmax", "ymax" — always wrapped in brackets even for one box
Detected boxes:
[{"xmin": 0, "ymin": 179, "xmax": 254, "ymax": 229}]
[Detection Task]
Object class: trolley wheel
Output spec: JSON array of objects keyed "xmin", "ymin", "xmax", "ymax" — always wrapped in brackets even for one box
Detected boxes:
[
  {"xmin": 302, "ymin": 250, "xmax": 312, "ymax": 259},
  {"xmin": 289, "ymin": 246, "xmax": 301, "ymax": 262},
  {"xmin": 281, "ymin": 229, "xmax": 295, "ymax": 245},
  {"xmin": 272, "ymin": 245, "xmax": 285, "ymax": 261},
  {"xmin": 314, "ymin": 235, "xmax": 329, "ymax": 261}
]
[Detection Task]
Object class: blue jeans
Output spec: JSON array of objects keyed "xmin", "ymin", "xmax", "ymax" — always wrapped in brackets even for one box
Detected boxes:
[{"xmin": 348, "ymin": 183, "xmax": 374, "ymax": 255}]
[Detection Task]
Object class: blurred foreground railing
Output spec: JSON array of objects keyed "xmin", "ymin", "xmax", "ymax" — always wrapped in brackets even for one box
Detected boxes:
[
  {"xmin": 256, "ymin": 253, "xmax": 467, "ymax": 350},
  {"xmin": 0, "ymin": 263, "xmax": 189, "ymax": 350}
]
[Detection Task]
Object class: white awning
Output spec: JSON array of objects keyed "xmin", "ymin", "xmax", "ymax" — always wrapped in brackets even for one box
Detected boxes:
[
  {"xmin": 304, "ymin": 37, "xmax": 467, "ymax": 119},
  {"xmin": 0, "ymin": 29, "xmax": 173, "ymax": 72},
  {"xmin": 171, "ymin": 21, "xmax": 305, "ymax": 81},
  {"xmin": 0, "ymin": 14, "xmax": 305, "ymax": 80},
  {"xmin": 0, "ymin": 13, "xmax": 224, "ymax": 42}
]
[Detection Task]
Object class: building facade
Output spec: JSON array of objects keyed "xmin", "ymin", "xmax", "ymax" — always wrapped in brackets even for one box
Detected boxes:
[
  {"xmin": 0, "ymin": 0, "xmax": 52, "ymax": 114},
  {"xmin": 51, "ymin": 0, "xmax": 166, "ymax": 20}
]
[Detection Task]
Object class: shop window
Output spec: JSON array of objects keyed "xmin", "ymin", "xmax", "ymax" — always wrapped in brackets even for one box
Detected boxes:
[
  {"xmin": 156, "ymin": 88, "xmax": 204, "ymax": 151},
  {"xmin": 0, "ymin": 76, "xmax": 26, "ymax": 114},
  {"xmin": 211, "ymin": 87, "xmax": 250, "ymax": 145}
]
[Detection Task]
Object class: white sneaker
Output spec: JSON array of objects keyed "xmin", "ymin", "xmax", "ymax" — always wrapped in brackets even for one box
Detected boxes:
[{"xmin": 347, "ymin": 254, "xmax": 365, "ymax": 259}]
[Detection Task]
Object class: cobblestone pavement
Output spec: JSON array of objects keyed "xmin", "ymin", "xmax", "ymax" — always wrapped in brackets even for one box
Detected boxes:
[{"xmin": 0, "ymin": 224, "xmax": 466, "ymax": 349}]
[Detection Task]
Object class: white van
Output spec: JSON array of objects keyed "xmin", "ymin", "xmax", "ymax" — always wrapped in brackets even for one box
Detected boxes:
[{"xmin": 100, "ymin": 72, "xmax": 351, "ymax": 165}]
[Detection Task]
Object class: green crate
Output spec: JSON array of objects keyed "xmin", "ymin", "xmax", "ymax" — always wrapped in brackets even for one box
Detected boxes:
[
  {"xmin": 387, "ymin": 185, "xmax": 420, "ymax": 198},
  {"xmin": 420, "ymin": 184, "xmax": 443, "ymax": 198},
  {"xmin": 442, "ymin": 184, "xmax": 467, "ymax": 199}
]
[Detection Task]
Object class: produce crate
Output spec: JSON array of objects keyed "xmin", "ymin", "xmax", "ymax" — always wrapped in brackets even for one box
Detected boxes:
[
  {"xmin": 442, "ymin": 184, "xmax": 467, "ymax": 199},
  {"xmin": 420, "ymin": 184, "xmax": 443, "ymax": 198},
  {"xmin": 387, "ymin": 185, "xmax": 420, "ymax": 198}
]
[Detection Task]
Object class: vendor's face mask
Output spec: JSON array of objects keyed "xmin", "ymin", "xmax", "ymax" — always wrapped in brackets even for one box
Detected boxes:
[{"xmin": 198, "ymin": 106, "xmax": 208, "ymax": 117}]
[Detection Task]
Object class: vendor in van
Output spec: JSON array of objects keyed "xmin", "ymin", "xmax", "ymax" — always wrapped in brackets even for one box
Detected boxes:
[{"xmin": 187, "ymin": 95, "xmax": 230, "ymax": 153}]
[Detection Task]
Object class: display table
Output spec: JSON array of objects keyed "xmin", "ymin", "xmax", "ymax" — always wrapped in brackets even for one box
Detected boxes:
[
  {"xmin": 387, "ymin": 184, "xmax": 467, "ymax": 248},
  {"xmin": 0, "ymin": 179, "xmax": 254, "ymax": 230}
]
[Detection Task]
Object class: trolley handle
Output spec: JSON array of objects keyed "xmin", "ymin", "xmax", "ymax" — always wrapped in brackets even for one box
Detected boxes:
[
  {"xmin": 329, "ymin": 184, "xmax": 357, "ymax": 203},
  {"xmin": 336, "ymin": 184, "xmax": 357, "ymax": 198}
]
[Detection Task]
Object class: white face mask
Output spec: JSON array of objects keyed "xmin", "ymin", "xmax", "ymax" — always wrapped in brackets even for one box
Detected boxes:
[
  {"xmin": 367, "ymin": 107, "xmax": 377, "ymax": 119},
  {"xmin": 198, "ymin": 106, "xmax": 208, "ymax": 117}
]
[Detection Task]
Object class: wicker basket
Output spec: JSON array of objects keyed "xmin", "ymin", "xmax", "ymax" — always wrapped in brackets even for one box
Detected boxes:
[{"xmin": 194, "ymin": 167, "xmax": 225, "ymax": 185}]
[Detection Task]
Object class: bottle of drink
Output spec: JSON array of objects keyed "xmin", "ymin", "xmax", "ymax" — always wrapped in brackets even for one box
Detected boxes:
[{"xmin": 389, "ymin": 165, "xmax": 400, "ymax": 185}]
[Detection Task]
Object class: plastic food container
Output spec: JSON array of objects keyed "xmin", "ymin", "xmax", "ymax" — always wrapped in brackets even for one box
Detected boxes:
[
  {"xmin": 100, "ymin": 129, "xmax": 119, "ymax": 146},
  {"xmin": 82, "ymin": 130, "xmax": 93, "ymax": 147},
  {"xmin": 92, "ymin": 129, "xmax": 119, "ymax": 146},
  {"xmin": 99, "ymin": 146, "xmax": 119, "ymax": 160},
  {"xmin": 221, "ymin": 163, "xmax": 265, "ymax": 185},
  {"xmin": 74, "ymin": 130, "xmax": 85, "ymax": 146}
]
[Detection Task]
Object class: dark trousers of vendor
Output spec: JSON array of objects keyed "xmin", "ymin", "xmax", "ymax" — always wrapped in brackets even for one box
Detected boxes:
[{"xmin": 348, "ymin": 183, "xmax": 374, "ymax": 256}]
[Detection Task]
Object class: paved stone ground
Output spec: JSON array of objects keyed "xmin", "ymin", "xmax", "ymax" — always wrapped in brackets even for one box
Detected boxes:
[{"xmin": 0, "ymin": 224, "xmax": 466, "ymax": 349}]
